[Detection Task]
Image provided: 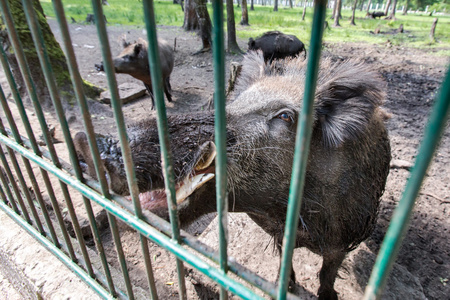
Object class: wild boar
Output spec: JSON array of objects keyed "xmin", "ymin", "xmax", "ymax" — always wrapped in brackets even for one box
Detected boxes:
[
  {"xmin": 248, "ymin": 31, "xmax": 306, "ymax": 62},
  {"xmin": 366, "ymin": 11, "xmax": 386, "ymax": 19},
  {"xmin": 76, "ymin": 53, "xmax": 391, "ymax": 299},
  {"xmin": 95, "ymin": 37, "xmax": 174, "ymax": 109}
]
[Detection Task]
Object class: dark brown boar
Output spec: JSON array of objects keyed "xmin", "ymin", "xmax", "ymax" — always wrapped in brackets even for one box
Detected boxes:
[
  {"xmin": 248, "ymin": 31, "xmax": 306, "ymax": 62},
  {"xmin": 95, "ymin": 37, "xmax": 174, "ymax": 109},
  {"xmin": 76, "ymin": 53, "xmax": 391, "ymax": 300}
]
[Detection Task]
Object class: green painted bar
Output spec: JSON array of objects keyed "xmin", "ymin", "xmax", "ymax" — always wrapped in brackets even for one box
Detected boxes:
[
  {"xmin": 0, "ymin": 0, "xmax": 60, "ymax": 167},
  {"xmin": 21, "ymin": 0, "xmax": 118, "ymax": 294},
  {"xmin": 0, "ymin": 201, "xmax": 115, "ymax": 300},
  {"xmin": 52, "ymin": 0, "xmax": 110, "ymax": 197},
  {"xmin": 363, "ymin": 67, "xmax": 450, "ymax": 300},
  {"xmin": 90, "ymin": 0, "xmax": 163, "ymax": 297},
  {"xmin": 0, "ymin": 86, "xmax": 60, "ymax": 246},
  {"xmin": 0, "ymin": 21, "xmax": 79, "ymax": 264},
  {"xmin": 0, "ymin": 146, "xmax": 19, "ymax": 214},
  {"xmin": 211, "ymin": 0, "xmax": 229, "ymax": 299},
  {"xmin": 277, "ymin": 0, "xmax": 327, "ymax": 299},
  {"xmin": 0, "ymin": 143, "xmax": 32, "ymax": 223},
  {"xmin": 141, "ymin": 0, "xmax": 187, "ymax": 298},
  {"xmin": 0, "ymin": 134, "xmax": 266, "ymax": 300}
]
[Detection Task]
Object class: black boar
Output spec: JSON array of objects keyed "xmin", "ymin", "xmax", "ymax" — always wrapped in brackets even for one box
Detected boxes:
[
  {"xmin": 95, "ymin": 37, "xmax": 174, "ymax": 109},
  {"xmin": 76, "ymin": 53, "xmax": 390, "ymax": 300},
  {"xmin": 367, "ymin": 11, "xmax": 386, "ymax": 19},
  {"xmin": 248, "ymin": 31, "xmax": 306, "ymax": 62}
]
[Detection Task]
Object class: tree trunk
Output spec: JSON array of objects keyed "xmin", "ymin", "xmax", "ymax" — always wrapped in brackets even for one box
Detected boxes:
[
  {"xmin": 429, "ymin": 18, "xmax": 438, "ymax": 42},
  {"xmin": 240, "ymin": 0, "xmax": 249, "ymax": 25},
  {"xmin": 366, "ymin": 0, "xmax": 372, "ymax": 12},
  {"xmin": 402, "ymin": 0, "xmax": 408, "ymax": 15},
  {"xmin": 226, "ymin": 0, "xmax": 242, "ymax": 53},
  {"xmin": 359, "ymin": 0, "xmax": 364, "ymax": 11},
  {"xmin": 386, "ymin": 0, "xmax": 397, "ymax": 19},
  {"xmin": 331, "ymin": 0, "xmax": 337, "ymax": 19},
  {"xmin": 334, "ymin": 0, "xmax": 342, "ymax": 26},
  {"xmin": 194, "ymin": 0, "xmax": 212, "ymax": 52},
  {"xmin": 237, "ymin": 0, "xmax": 240, "ymax": 8},
  {"xmin": 251, "ymin": 0, "xmax": 254, "ymax": 10},
  {"xmin": 0, "ymin": 0, "xmax": 100, "ymax": 106},
  {"xmin": 350, "ymin": 0, "xmax": 358, "ymax": 25},
  {"xmin": 384, "ymin": 0, "xmax": 391, "ymax": 16},
  {"xmin": 183, "ymin": 0, "xmax": 199, "ymax": 30},
  {"xmin": 302, "ymin": 1, "xmax": 307, "ymax": 21},
  {"xmin": 274, "ymin": 0, "xmax": 278, "ymax": 11},
  {"xmin": 289, "ymin": 0, "xmax": 293, "ymax": 8}
]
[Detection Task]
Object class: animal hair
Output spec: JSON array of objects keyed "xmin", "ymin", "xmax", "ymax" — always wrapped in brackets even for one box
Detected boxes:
[{"xmin": 231, "ymin": 52, "xmax": 386, "ymax": 148}]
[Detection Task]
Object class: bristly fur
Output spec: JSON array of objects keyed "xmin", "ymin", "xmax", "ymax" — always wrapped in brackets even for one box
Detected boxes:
[{"xmin": 231, "ymin": 51, "xmax": 386, "ymax": 148}]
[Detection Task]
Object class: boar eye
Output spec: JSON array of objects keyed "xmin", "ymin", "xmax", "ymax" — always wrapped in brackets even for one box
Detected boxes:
[{"xmin": 277, "ymin": 111, "xmax": 294, "ymax": 123}]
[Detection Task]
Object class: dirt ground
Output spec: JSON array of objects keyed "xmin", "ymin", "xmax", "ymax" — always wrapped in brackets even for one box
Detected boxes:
[{"xmin": 1, "ymin": 19, "xmax": 449, "ymax": 299}]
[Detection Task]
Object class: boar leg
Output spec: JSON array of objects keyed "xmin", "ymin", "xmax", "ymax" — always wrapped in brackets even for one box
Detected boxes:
[
  {"xmin": 144, "ymin": 83, "xmax": 156, "ymax": 110},
  {"xmin": 317, "ymin": 251, "xmax": 346, "ymax": 300},
  {"xmin": 164, "ymin": 77, "xmax": 173, "ymax": 103}
]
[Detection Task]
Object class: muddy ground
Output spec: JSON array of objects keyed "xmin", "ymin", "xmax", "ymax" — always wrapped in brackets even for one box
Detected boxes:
[{"xmin": 1, "ymin": 19, "xmax": 449, "ymax": 299}]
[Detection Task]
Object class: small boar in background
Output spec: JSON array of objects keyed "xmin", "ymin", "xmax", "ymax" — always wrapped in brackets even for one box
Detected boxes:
[
  {"xmin": 77, "ymin": 52, "xmax": 391, "ymax": 299},
  {"xmin": 95, "ymin": 37, "xmax": 174, "ymax": 109},
  {"xmin": 248, "ymin": 31, "xmax": 306, "ymax": 62}
]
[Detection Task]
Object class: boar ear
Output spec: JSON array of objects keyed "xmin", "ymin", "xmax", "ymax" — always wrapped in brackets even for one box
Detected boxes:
[
  {"xmin": 314, "ymin": 60, "xmax": 385, "ymax": 148},
  {"xmin": 231, "ymin": 51, "xmax": 272, "ymax": 100}
]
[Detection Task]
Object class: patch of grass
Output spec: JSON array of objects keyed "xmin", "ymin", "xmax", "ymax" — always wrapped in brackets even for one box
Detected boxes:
[{"xmin": 40, "ymin": 0, "xmax": 450, "ymax": 52}]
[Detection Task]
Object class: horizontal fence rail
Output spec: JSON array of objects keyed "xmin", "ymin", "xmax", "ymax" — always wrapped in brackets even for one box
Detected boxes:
[{"xmin": 0, "ymin": 0, "xmax": 449, "ymax": 299}]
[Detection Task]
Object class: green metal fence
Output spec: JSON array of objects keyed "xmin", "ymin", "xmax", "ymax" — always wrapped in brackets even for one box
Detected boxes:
[{"xmin": 0, "ymin": 0, "xmax": 449, "ymax": 299}]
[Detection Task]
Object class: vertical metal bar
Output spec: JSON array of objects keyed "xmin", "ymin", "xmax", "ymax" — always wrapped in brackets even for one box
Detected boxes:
[
  {"xmin": 0, "ymin": 0, "xmax": 93, "ymax": 274},
  {"xmin": 141, "ymin": 0, "xmax": 187, "ymax": 298},
  {"xmin": 0, "ymin": 143, "xmax": 31, "ymax": 222},
  {"xmin": 0, "ymin": 0, "xmax": 60, "ymax": 167},
  {"xmin": 277, "ymin": 0, "xmax": 327, "ymax": 299},
  {"xmin": 0, "ymin": 133, "xmax": 268, "ymax": 300},
  {"xmin": 20, "ymin": 0, "xmax": 117, "ymax": 294},
  {"xmin": 53, "ymin": 0, "xmax": 151, "ymax": 297},
  {"xmin": 0, "ymin": 40, "xmax": 77, "ymax": 262},
  {"xmin": 89, "ymin": 0, "xmax": 160, "ymax": 297},
  {"xmin": 3, "ymin": 144, "xmax": 45, "ymax": 233},
  {"xmin": 0, "ymin": 201, "xmax": 116, "ymax": 300},
  {"xmin": 363, "ymin": 68, "xmax": 450, "ymax": 300},
  {"xmin": 0, "ymin": 85, "xmax": 60, "ymax": 245},
  {"xmin": 211, "ymin": 0, "xmax": 229, "ymax": 299},
  {"xmin": 0, "ymin": 148, "xmax": 19, "ymax": 213}
]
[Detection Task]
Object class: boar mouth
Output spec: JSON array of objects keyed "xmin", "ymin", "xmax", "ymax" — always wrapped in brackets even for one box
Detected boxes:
[{"xmin": 137, "ymin": 142, "xmax": 217, "ymax": 211}]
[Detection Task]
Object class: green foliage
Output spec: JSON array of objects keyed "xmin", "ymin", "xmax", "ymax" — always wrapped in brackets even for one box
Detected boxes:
[{"xmin": 39, "ymin": 0, "xmax": 450, "ymax": 52}]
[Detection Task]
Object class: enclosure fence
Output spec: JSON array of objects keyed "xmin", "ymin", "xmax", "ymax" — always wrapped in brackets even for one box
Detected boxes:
[{"xmin": 0, "ymin": 0, "xmax": 449, "ymax": 299}]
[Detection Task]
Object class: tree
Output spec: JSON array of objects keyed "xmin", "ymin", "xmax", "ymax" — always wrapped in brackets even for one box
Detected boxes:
[
  {"xmin": 182, "ymin": 0, "xmax": 211, "ymax": 53},
  {"xmin": 194, "ymin": 0, "xmax": 212, "ymax": 53},
  {"xmin": 302, "ymin": 0, "xmax": 307, "ymax": 21},
  {"xmin": 350, "ymin": 0, "xmax": 358, "ymax": 25},
  {"xmin": 0, "ymin": 0, "xmax": 100, "ymax": 106},
  {"xmin": 366, "ymin": 0, "xmax": 372, "ymax": 12},
  {"xmin": 274, "ymin": 0, "xmax": 279, "ymax": 11},
  {"xmin": 386, "ymin": 0, "xmax": 398, "ymax": 18},
  {"xmin": 240, "ymin": 0, "xmax": 250, "ymax": 25},
  {"xmin": 402, "ymin": 0, "xmax": 408, "ymax": 15},
  {"xmin": 183, "ymin": 0, "xmax": 199, "ymax": 30},
  {"xmin": 251, "ymin": 0, "xmax": 254, "ymax": 10},
  {"xmin": 226, "ymin": 0, "xmax": 242, "ymax": 53},
  {"xmin": 331, "ymin": 0, "xmax": 342, "ymax": 19},
  {"xmin": 334, "ymin": 0, "xmax": 343, "ymax": 26},
  {"xmin": 289, "ymin": 0, "xmax": 293, "ymax": 9},
  {"xmin": 384, "ymin": 0, "xmax": 392, "ymax": 16}
]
